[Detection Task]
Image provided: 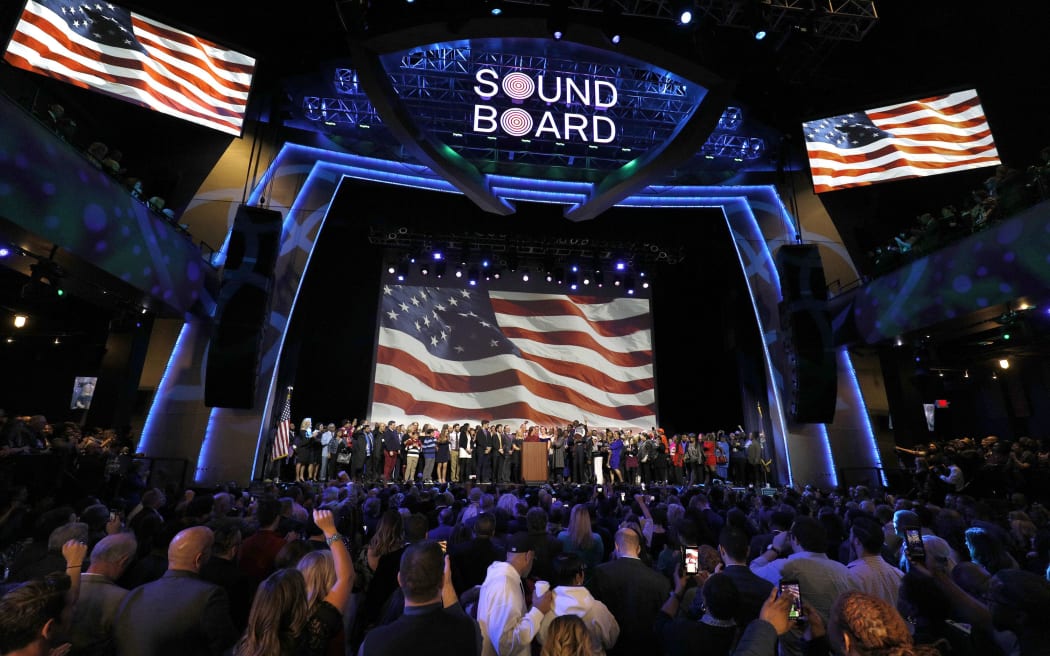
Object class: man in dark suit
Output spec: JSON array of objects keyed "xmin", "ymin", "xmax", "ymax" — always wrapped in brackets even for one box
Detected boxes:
[
  {"xmin": 587, "ymin": 527, "xmax": 670, "ymax": 656},
  {"xmin": 112, "ymin": 525, "xmax": 238, "ymax": 656},
  {"xmin": 199, "ymin": 519, "xmax": 256, "ymax": 633},
  {"xmin": 476, "ymin": 420, "xmax": 494, "ymax": 483},
  {"xmin": 698, "ymin": 525, "xmax": 773, "ymax": 627},
  {"xmin": 359, "ymin": 541, "xmax": 480, "ymax": 655},
  {"xmin": 448, "ymin": 513, "xmax": 503, "ymax": 596}
]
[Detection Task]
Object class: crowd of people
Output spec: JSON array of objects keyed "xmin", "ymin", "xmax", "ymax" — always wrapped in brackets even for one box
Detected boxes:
[
  {"xmin": 867, "ymin": 147, "xmax": 1050, "ymax": 276},
  {"xmin": 10, "ymin": 89, "xmax": 210, "ymax": 253},
  {"xmin": 280, "ymin": 418, "xmax": 773, "ymax": 490},
  {"xmin": 2, "ymin": 409, "xmax": 1050, "ymax": 655}
]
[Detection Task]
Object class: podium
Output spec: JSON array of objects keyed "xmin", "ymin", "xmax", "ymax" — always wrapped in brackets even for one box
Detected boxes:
[{"xmin": 522, "ymin": 441, "xmax": 548, "ymax": 484}]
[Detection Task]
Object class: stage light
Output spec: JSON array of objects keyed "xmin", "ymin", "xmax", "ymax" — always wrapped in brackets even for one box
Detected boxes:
[
  {"xmin": 435, "ymin": 261, "xmax": 446, "ymax": 278},
  {"xmin": 468, "ymin": 267, "xmax": 479, "ymax": 286},
  {"xmin": 570, "ymin": 263, "xmax": 579, "ymax": 273},
  {"xmin": 397, "ymin": 260, "xmax": 409, "ymax": 282},
  {"xmin": 433, "ymin": 251, "xmax": 444, "ymax": 261},
  {"xmin": 522, "ymin": 269, "xmax": 530, "ymax": 282},
  {"xmin": 594, "ymin": 270, "xmax": 604, "ymax": 287},
  {"xmin": 999, "ymin": 359, "xmax": 1010, "ymax": 370},
  {"xmin": 488, "ymin": 0, "xmax": 503, "ymax": 15},
  {"xmin": 548, "ymin": 0, "xmax": 567, "ymax": 39},
  {"xmin": 625, "ymin": 275, "xmax": 636, "ymax": 294},
  {"xmin": 420, "ymin": 261, "xmax": 430, "ymax": 276},
  {"xmin": 13, "ymin": 315, "xmax": 26, "ymax": 329},
  {"xmin": 675, "ymin": 2, "xmax": 695, "ymax": 26},
  {"xmin": 754, "ymin": 29, "xmax": 767, "ymax": 40},
  {"xmin": 0, "ymin": 248, "xmax": 9, "ymax": 257},
  {"xmin": 455, "ymin": 268, "xmax": 463, "ymax": 279},
  {"xmin": 895, "ymin": 336, "xmax": 904, "ymax": 347},
  {"xmin": 56, "ymin": 288, "xmax": 65, "ymax": 297},
  {"xmin": 387, "ymin": 264, "xmax": 396, "ymax": 274},
  {"xmin": 614, "ymin": 260, "xmax": 626, "ymax": 272},
  {"xmin": 642, "ymin": 280, "xmax": 650, "ymax": 289},
  {"xmin": 53, "ymin": 337, "xmax": 60, "ymax": 345}
]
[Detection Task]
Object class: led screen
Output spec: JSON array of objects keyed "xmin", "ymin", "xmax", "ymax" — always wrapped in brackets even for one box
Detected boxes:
[
  {"xmin": 369, "ymin": 282, "xmax": 656, "ymax": 430},
  {"xmin": 4, "ymin": 0, "xmax": 255, "ymax": 136},
  {"xmin": 803, "ymin": 89, "xmax": 1000, "ymax": 193}
]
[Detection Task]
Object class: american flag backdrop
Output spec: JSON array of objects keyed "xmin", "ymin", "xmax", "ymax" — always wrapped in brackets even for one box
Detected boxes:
[
  {"xmin": 803, "ymin": 89, "xmax": 1000, "ymax": 193},
  {"xmin": 4, "ymin": 0, "xmax": 256, "ymax": 136},
  {"xmin": 271, "ymin": 386, "xmax": 293, "ymax": 461},
  {"xmin": 369, "ymin": 284, "xmax": 656, "ymax": 430}
]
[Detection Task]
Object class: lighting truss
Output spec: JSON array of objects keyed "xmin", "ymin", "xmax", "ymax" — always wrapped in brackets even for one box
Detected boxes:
[
  {"xmin": 368, "ymin": 228, "xmax": 687, "ymax": 271},
  {"xmin": 700, "ymin": 133, "xmax": 765, "ymax": 159},
  {"xmin": 500, "ymin": 1, "xmax": 878, "ymax": 41}
]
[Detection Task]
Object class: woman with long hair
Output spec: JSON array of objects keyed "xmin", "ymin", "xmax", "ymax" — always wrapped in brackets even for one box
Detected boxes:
[
  {"xmin": 294, "ymin": 419, "xmax": 313, "ymax": 482},
  {"xmin": 235, "ymin": 509, "xmax": 353, "ymax": 656},
  {"xmin": 828, "ymin": 591, "xmax": 941, "ymax": 656},
  {"xmin": 557, "ymin": 504, "xmax": 604, "ymax": 578},
  {"xmin": 435, "ymin": 424, "xmax": 451, "ymax": 484},
  {"xmin": 366, "ymin": 510, "xmax": 405, "ymax": 574},
  {"xmin": 540, "ymin": 615, "xmax": 592, "ymax": 656}
]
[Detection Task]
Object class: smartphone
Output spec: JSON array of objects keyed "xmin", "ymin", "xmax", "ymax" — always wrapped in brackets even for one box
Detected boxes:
[
  {"xmin": 904, "ymin": 528, "xmax": 926, "ymax": 560},
  {"xmin": 683, "ymin": 547, "xmax": 699, "ymax": 575},
  {"xmin": 438, "ymin": 540, "xmax": 447, "ymax": 553},
  {"xmin": 779, "ymin": 579, "xmax": 804, "ymax": 621}
]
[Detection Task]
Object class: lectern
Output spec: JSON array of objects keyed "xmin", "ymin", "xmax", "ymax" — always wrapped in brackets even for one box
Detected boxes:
[{"xmin": 521, "ymin": 441, "xmax": 548, "ymax": 484}]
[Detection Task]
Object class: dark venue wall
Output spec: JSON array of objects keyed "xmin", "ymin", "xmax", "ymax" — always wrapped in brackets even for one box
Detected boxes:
[{"xmin": 280, "ymin": 179, "xmax": 752, "ymax": 433}]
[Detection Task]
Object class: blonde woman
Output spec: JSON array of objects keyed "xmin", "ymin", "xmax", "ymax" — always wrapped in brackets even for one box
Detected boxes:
[
  {"xmin": 541, "ymin": 615, "xmax": 592, "ymax": 656},
  {"xmin": 294, "ymin": 418, "xmax": 313, "ymax": 482},
  {"xmin": 556, "ymin": 504, "xmax": 604, "ymax": 578},
  {"xmin": 235, "ymin": 509, "xmax": 352, "ymax": 656}
]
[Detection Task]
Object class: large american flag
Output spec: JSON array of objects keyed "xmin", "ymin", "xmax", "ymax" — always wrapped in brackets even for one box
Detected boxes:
[
  {"xmin": 803, "ymin": 89, "xmax": 1000, "ymax": 193},
  {"xmin": 271, "ymin": 386, "xmax": 293, "ymax": 461},
  {"xmin": 369, "ymin": 284, "xmax": 656, "ymax": 430},
  {"xmin": 4, "ymin": 0, "xmax": 255, "ymax": 136}
]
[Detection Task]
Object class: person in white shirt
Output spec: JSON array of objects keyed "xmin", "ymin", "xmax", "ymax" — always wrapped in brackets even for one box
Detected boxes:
[
  {"xmin": 537, "ymin": 553, "xmax": 619, "ymax": 655},
  {"xmin": 477, "ymin": 532, "xmax": 553, "ymax": 656},
  {"xmin": 845, "ymin": 516, "xmax": 903, "ymax": 608}
]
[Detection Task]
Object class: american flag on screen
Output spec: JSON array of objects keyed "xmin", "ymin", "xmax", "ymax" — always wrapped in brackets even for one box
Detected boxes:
[
  {"xmin": 804, "ymin": 89, "xmax": 1000, "ymax": 193},
  {"xmin": 4, "ymin": 0, "xmax": 255, "ymax": 136},
  {"xmin": 369, "ymin": 284, "xmax": 656, "ymax": 429},
  {"xmin": 271, "ymin": 386, "xmax": 293, "ymax": 461}
]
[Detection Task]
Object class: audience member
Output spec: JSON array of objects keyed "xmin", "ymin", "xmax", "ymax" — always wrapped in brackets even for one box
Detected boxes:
[
  {"xmin": 68, "ymin": 533, "xmax": 136, "ymax": 656},
  {"xmin": 537, "ymin": 553, "xmax": 619, "ymax": 655},
  {"xmin": 358, "ymin": 541, "xmax": 480, "ymax": 656},
  {"xmin": 476, "ymin": 531, "xmax": 553, "ymax": 656},
  {"xmin": 587, "ymin": 527, "xmax": 670, "ymax": 656},
  {"xmin": 112, "ymin": 526, "xmax": 238, "ymax": 656}
]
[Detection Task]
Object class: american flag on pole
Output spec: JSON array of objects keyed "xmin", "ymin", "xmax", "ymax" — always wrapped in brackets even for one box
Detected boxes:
[
  {"xmin": 4, "ymin": 0, "xmax": 256, "ymax": 136},
  {"xmin": 369, "ymin": 284, "xmax": 656, "ymax": 429},
  {"xmin": 272, "ymin": 386, "xmax": 293, "ymax": 461},
  {"xmin": 803, "ymin": 89, "xmax": 1001, "ymax": 193}
]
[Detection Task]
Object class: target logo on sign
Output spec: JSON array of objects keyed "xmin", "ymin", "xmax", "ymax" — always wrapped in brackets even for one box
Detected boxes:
[
  {"xmin": 501, "ymin": 72, "xmax": 536, "ymax": 100},
  {"xmin": 470, "ymin": 67, "xmax": 618, "ymax": 144}
]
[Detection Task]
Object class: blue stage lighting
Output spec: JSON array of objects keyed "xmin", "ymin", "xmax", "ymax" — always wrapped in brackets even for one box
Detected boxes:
[
  {"xmin": 754, "ymin": 29, "xmax": 767, "ymax": 40},
  {"xmin": 0, "ymin": 247, "xmax": 8, "ymax": 257},
  {"xmin": 433, "ymin": 251, "xmax": 443, "ymax": 260}
]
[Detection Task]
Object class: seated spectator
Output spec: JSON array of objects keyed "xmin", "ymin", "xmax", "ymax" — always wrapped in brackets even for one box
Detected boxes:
[
  {"xmin": 537, "ymin": 553, "xmax": 619, "ymax": 655},
  {"xmin": 235, "ymin": 509, "xmax": 351, "ymax": 656}
]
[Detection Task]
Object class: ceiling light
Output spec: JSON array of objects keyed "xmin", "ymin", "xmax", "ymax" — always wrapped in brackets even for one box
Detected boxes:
[
  {"xmin": 13, "ymin": 315, "xmax": 27, "ymax": 329},
  {"xmin": 999, "ymin": 359, "xmax": 1010, "ymax": 370}
]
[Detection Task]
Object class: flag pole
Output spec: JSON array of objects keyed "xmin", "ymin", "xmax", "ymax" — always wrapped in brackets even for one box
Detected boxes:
[{"xmin": 265, "ymin": 385, "xmax": 294, "ymax": 483}]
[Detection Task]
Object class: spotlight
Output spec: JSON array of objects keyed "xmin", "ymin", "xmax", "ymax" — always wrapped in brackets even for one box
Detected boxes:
[
  {"xmin": 548, "ymin": 0, "xmax": 567, "ymax": 39},
  {"xmin": 999, "ymin": 359, "xmax": 1010, "ymax": 370},
  {"xmin": 455, "ymin": 267, "xmax": 463, "ymax": 279},
  {"xmin": 387, "ymin": 264, "xmax": 396, "ymax": 275},
  {"xmin": 625, "ymin": 275, "xmax": 636, "ymax": 294},
  {"xmin": 594, "ymin": 270, "xmax": 604, "ymax": 287},
  {"xmin": 13, "ymin": 314, "xmax": 27, "ymax": 329},
  {"xmin": 675, "ymin": 2, "xmax": 695, "ymax": 26},
  {"xmin": 488, "ymin": 0, "xmax": 503, "ymax": 16},
  {"xmin": 753, "ymin": 29, "xmax": 767, "ymax": 40},
  {"xmin": 53, "ymin": 337, "xmax": 60, "ymax": 345},
  {"xmin": 433, "ymin": 251, "xmax": 444, "ymax": 261},
  {"xmin": 468, "ymin": 267, "xmax": 479, "ymax": 286},
  {"xmin": 420, "ymin": 262, "xmax": 430, "ymax": 276},
  {"xmin": 522, "ymin": 268, "xmax": 530, "ymax": 282},
  {"xmin": 0, "ymin": 247, "xmax": 9, "ymax": 257},
  {"xmin": 642, "ymin": 280, "xmax": 650, "ymax": 289},
  {"xmin": 396, "ymin": 260, "xmax": 409, "ymax": 282},
  {"xmin": 614, "ymin": 260, "xmax": 626, "ymax": 272}
]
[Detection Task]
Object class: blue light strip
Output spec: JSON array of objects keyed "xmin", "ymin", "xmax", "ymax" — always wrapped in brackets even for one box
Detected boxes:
[
  {"xmin": 841, "ymin": 348, "xmax": 886, "ymax": 485},
  {"xmin": 719, "ymin": 198, "xmax": 794, "ymax": 486},
  {"xmin": 138, "ymin": 321, "xmax": 191, "ymax": 454}
]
